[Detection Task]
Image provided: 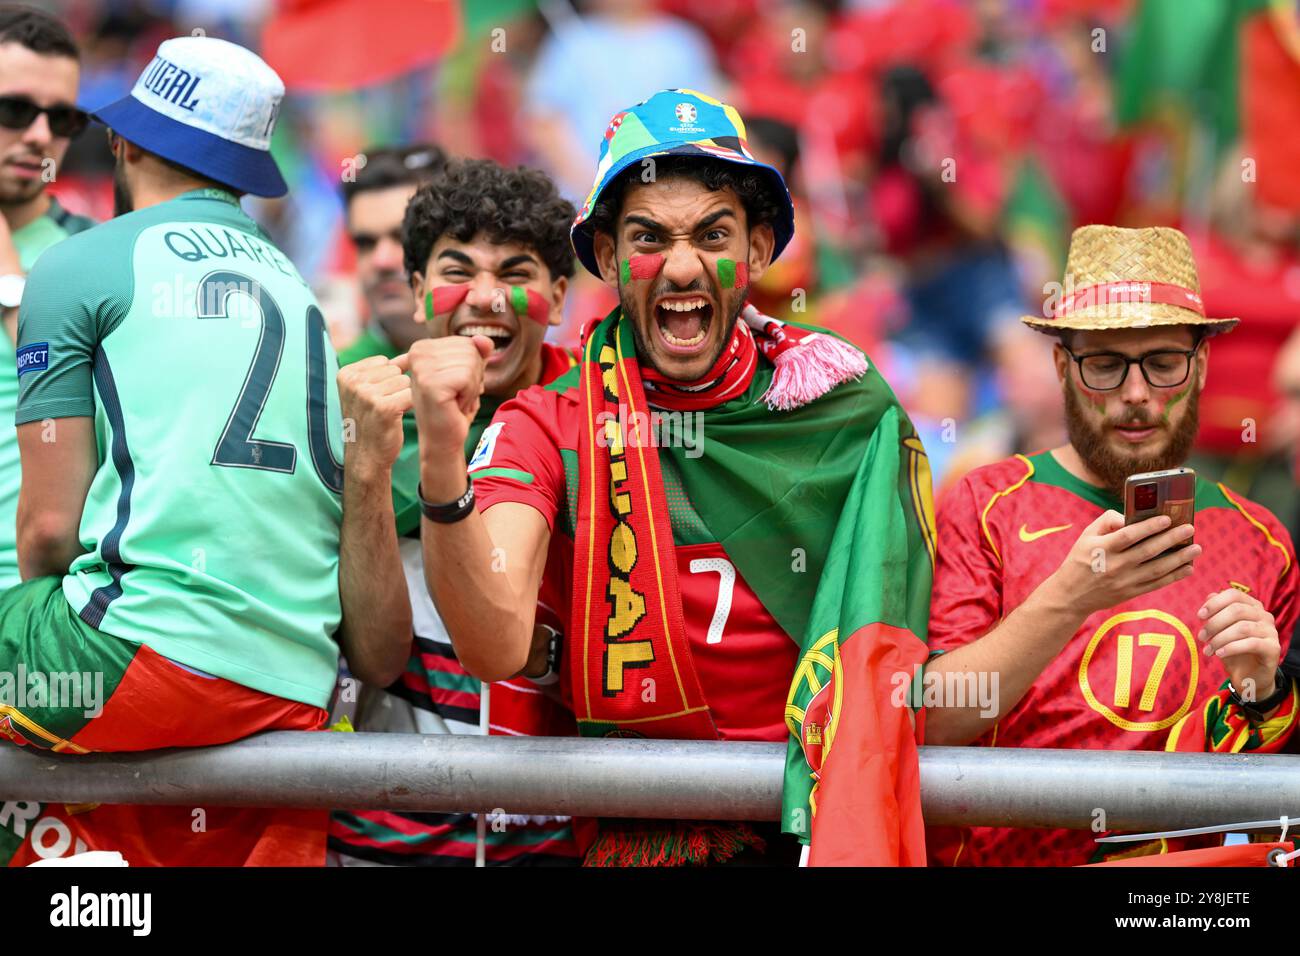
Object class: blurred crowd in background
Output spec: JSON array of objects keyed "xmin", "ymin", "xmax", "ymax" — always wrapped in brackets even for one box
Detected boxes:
[{"xmin": 38, "ymin": 0, "xmax": 1300, "ymax": 528}]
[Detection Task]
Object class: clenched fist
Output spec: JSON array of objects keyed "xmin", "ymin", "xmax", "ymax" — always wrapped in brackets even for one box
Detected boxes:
[
  {"xmin": 397, "ymin": 334, "xmax": 494, "ymax": 497},
  {"xmin": 337, "ymin": 355, "xmax": 412, "ymax": 479}
]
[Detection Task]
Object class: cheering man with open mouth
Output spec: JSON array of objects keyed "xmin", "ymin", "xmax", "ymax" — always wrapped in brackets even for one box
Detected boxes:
[{"xmin": 406, "ymin": 90, "xmax": 937, "ymax": 866}]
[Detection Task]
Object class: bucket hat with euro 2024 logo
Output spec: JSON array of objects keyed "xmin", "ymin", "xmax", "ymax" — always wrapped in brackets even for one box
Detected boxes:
[{"xmin": 569, "ymin": 89, "xmax": 795, "ymax": 279}]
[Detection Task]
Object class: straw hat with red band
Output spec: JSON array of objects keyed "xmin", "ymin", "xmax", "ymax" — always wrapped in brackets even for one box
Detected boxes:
[{"xmin": 1021, "ymin": 225, "xmax": 1239, "ymax": 336}]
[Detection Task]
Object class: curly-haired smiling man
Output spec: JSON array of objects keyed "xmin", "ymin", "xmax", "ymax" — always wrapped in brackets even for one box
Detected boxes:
[{"xmin": 333, "ymin": 156, "xmax": 582, "ymax": 866}]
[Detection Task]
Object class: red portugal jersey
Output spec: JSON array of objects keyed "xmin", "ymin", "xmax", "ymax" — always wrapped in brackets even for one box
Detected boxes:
[
  {"xmin": 470, "ymin": 368, "xmax": 799, "ymax": 742},
  {"xmin": 928, "ymin": 450, "xmax": 1298, "ymax": 866}
]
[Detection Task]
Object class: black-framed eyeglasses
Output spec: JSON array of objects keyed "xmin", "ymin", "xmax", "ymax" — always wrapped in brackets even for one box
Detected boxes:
[
  {"xmin": 1064, "ymin": 347, "xmax": 1198, "ymax": 391},
  {"xmin": 0, "ymin": 95, "xmax": 88, "ymax": 138}
]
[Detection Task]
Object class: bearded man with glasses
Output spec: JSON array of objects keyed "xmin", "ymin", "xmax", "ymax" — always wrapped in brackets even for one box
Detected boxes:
[{"xmin": 922, "ymin": 226, "xmax": 1297, "ymax": 866}]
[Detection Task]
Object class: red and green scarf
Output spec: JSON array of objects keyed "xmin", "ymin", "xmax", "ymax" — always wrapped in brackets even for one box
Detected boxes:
[
  {"xmin": 1166, "ymin": 681, "xmax": 1299, "ymax": 754},
  {"xmin": 572, "ymin": 306, "xmax": 935, "ymax": 865}
]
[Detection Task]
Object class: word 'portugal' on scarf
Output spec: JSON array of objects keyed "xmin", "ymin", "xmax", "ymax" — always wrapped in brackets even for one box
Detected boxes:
[{"xmin": 571, "ymin": 306, "xmax": 936, "ymax": 865}]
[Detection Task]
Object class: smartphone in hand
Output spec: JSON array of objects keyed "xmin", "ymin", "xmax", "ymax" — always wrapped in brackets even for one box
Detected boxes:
[{"xmin": 1124, "ymin": 467, "xmax": 1195, "ymax": 556}]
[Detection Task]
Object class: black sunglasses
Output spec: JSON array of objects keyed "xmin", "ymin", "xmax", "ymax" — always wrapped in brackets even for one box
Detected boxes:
[{"xmin": 0, "ymin": 94, "xmax": 89, "ymax": 138}]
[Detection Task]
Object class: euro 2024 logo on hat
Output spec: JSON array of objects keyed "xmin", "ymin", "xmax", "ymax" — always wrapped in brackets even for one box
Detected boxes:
[{"xmin": 671, "ymin": 101, "xmax": 704, "ymax": 134}]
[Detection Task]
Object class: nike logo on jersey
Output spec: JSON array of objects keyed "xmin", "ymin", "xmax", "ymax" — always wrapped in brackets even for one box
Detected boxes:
[{"xmin": 1019, "ymin": 522, "xmax": 1072, "ymax": 542}]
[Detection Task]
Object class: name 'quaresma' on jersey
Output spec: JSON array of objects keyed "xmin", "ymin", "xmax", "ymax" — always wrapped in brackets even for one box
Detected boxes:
[{"xmin": 16, "ymin": 189, "xmax": 345, "ymax": 710}]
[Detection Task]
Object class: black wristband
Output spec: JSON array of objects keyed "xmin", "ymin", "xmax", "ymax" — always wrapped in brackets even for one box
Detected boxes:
[
  {"xmin": 1230, "ymin": 669, "xmax": 1292, "ymax": 722},
  {"xmin": 417, "ymin": 480, "xmax": 475, "ymax": 524}
]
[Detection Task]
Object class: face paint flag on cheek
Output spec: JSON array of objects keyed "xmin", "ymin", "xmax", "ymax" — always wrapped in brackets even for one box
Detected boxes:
[
  {"xmin": 619, "ymin": 254, "xmax": 665, "ymax": 285},
  {"xmin": 507, "ymin": 285, "xmax": 551, "ymax": 325},
  {"xmin": 717, "ymin": 258, "xmax": 749, "ymax": 289},
  {"xmin": 425, "ymin": 285, "xmax": 470, "ymax": 322}
]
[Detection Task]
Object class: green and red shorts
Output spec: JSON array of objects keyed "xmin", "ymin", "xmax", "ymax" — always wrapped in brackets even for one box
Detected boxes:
[{"xmin": 0, "ymin": 576, "xmax": 329, "ymax": 866}]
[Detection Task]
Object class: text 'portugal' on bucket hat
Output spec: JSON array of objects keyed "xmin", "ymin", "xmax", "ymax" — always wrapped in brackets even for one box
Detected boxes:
[
  {"xmin": 569, "ymin": 88, "xmax": 795, "ymax": 279},
  {"xmin": 1022, "ymin": 224, "xmax": 1238, "ymax": 336},
  {"xmin": 91, "ymin": 35, "xmax": 288, "ymax": 199}
]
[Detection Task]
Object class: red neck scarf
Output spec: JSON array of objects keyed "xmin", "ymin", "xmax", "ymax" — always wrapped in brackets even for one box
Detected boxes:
[
  {"xmin": 631, "ymin": 304, "xmax": 869, "ymax": 413},
  {"xmin": 638, "ymin": 321, "xmax": 758, "ymax": 411}
]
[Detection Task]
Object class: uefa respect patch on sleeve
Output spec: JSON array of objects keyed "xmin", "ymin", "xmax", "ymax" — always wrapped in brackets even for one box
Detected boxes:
[{"xmin": 16, "ymin": 342, "xmax": 48, "ymax": 375}]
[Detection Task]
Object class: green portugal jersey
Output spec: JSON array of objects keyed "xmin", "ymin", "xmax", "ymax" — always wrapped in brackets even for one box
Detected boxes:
[
  {"xmin": 15, "ymin": 189, "xmax": 344, "ymax": 709},
  {"xmin": 0, "ymin": 199, "xmax": 96, "ymax": 590}
]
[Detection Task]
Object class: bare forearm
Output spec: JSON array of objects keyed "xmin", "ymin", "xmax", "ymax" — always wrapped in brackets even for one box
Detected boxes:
[
  {"xmin": 924, "ymin": 576, "xmax": 1085, "ymax": 745},
  {"xmin": 338, "ymin": 465, "xmax": 412, "ymax": 686},
  {"xmin": 420, "ymin": 459, "xmax": 533, "ymax": 681},
  {"xmin": 15, "ymin": 419, "xmax": 96, "ymax": 581}
]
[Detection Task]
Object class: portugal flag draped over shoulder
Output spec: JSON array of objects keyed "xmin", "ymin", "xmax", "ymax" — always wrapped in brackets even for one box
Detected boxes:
[{"xmin": 782, "ymin": 403, "xmax": 935, "ymax": 866}]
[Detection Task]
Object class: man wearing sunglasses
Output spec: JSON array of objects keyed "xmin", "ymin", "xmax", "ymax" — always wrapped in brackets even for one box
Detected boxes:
[
  {"xmin": 922, "ymin": 225, "xmax": 1297, "ymax": 865},
  {"xmin": 0, "ymin": 5, "xmax": 89, "ymax": 317},
  {"xmin": 0, "ymin": 7, "xmax": 92, "ymax": 593}
]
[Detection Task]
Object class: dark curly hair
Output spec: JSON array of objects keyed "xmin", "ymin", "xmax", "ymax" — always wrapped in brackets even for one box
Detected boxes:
[
  {"xmin": 584, "ymin": 155, "xmax": 787, "ymax": 246},
  {"xmin": 402, "ymin": 158, "xmax": 576, "ymax": 281}
]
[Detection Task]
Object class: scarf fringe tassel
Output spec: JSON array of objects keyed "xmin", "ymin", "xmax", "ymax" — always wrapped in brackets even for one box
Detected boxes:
[{"xmin": 761, "ymin": 332, "xmax": 868, "ymax": 411}]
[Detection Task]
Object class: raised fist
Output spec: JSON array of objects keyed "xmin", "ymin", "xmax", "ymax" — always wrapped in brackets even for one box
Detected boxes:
[
  {"xmin": 398, "ymin": 334, "xmax": 493, "ymax": 475},
  {"xmin": 337, "ymin": 355, "xmax": 411, "ymax": 479}
]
